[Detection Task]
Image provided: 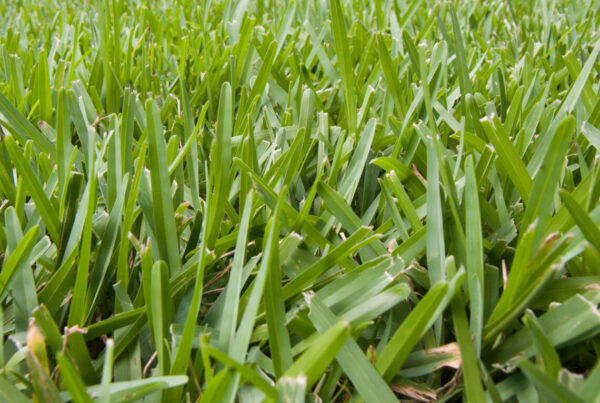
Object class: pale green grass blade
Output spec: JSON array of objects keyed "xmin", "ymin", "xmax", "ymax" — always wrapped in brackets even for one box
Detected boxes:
[
  {"xmin": 519, "ymin": 359, "xmax": 586, "ymax": 403},
  {"xmin": 523, "ymin": 310, "xmax": 562, "ymax": 378},
  {"xmin": 559, "ymin": 38, "xmax": 600, "ymax": 114},
  {"xmin": 0, "ymin": 376, "xmax": 32, "ymax": 403},
  {"xmin": 264, "ymin": 191, "xmax": 294, "ymax": 377},
  {"xmin": 282, "ymin": 320, "xmax": 349, "ymax": 389},
  {"xmin": 0, "ymin": 92, "xmax": 54, "ymax": 154},
  {"xmin": 426, "ymin": 137, "xmax": 445, "ymax": 287},
  {"xmin": 5, "ymin": 136, "xmax": 60, "ymax": 242},
  {"xmin": 520, "ymin": 116, "xmax": 575, "ymax": 242},
  {"xmin": 218, "ymin": 191, "xmax": 254, "ymax": 352},
  {"xmin": 203, "ymin": 344, "xmax": 278, "ymax": 400},
  {"xmin": 464, "ymin": 155, "xmax": 484, "ymax": 355},
  {"xmin": 560, "ymin": 189, "xmax": 600, "ymax": 254},
  {"xmin": 0, "ymin": 225, "xmax": 38, "ymax": 298},
  {"xmin": 307, "ymin": 293, "xmax": 398, "ymax": 403},
  {"xmin": 230, "ymin": 186, "xmax": 286, "ymax": 364},
  {"xmin": 57, "ymin": 353, "xmax": 94, "ymax": 403},
  {"xmin": 146, "ymin": 98, "xmax": 181, "ymax": 275},
  {"xmin": 447, "ymin": 257, "xmax": 485, "ymax": 403},
  {"xmin": 480, "ymin": 116, "xmax": 533, "ymax": 204},
  {"xmin": 376, "ymin": 269, "xmax": 465, "ymax": 381},
  {"xmin": 206, "ymin": 82, "xmax": 233, "ymax": 249},
  {"xmin": 330, "ymin": 0, "xmax": 357, "ymax": 135}
]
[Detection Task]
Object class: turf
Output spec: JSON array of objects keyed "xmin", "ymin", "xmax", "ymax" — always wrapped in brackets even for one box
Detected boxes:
[{"xmin": 0, "ymin": 0, "xmax": 600, "ymax": 401}]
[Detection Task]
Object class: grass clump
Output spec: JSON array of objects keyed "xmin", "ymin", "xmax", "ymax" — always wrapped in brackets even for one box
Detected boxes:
[{"xmin": 1, "ymin": 0, "xmax": 600, "ymax": 401}]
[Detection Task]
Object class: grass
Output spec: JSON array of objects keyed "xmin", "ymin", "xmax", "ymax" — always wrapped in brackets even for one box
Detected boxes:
[{"xmin": 0, "ymin": 0, "xmax": 600, "ymax": 401}]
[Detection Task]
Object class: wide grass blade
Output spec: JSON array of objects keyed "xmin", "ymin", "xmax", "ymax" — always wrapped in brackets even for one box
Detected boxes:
[
  {"xmin": 330, "ymin": 0, "xmax": 357, "ymax": 135},
  {"xmin": 146, "ymin": 99, "xmax": 181, "ymax": 275}
]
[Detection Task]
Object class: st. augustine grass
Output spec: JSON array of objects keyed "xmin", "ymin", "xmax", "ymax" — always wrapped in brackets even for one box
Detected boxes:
[{"xmin": 1, "ymin": 0, "xmax": 600, "ymax": 401}]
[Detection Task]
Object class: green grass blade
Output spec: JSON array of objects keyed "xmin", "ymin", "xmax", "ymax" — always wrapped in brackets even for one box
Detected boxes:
[
  {"xmin": 264, "ymin": 191, "xmax": 294, "ymax": 377},
  {"xmin": 283, "ymin": 320, "xmax": 350, "ymax": 389},
  {"xmin": 206, "ymin": 82, "xmax": 233, "ymax": 249},
  {"xmin": 57, "ymin": 353, "xmax": 94, "ymax": 403},
  {"xmin": 464, "ymin": 155, "xmax": 484, "ymax": 355},
  {"xmin": 146, "ymin": 98, "xmax": 181, "ymax": 275},
  {"xmin": 330, "ymin": 0, "xmax": 357, "ymax": 135},
  {"xmin": 0, "ymin": 92, "xmax": 53, "ymax": 154},
  {"xmin": 518, "ymin": 359, "xmax": 586, "ymax": 403},
  {"xmin": 307, "ymin": 293, "xmax": 398, "ymax": 403},
  {"xmin": 5, "ymin": 136, "xmax": 60, "ymax": 242},
  {"xmin": 376, "ymin": 268, "xmax": 465, "ymax": 381}
]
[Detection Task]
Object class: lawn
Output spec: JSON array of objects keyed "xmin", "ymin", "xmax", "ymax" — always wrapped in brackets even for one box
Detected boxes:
[{"xmin": 0, "ymin": 0, "xmax": 600, "ymax": 401}]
